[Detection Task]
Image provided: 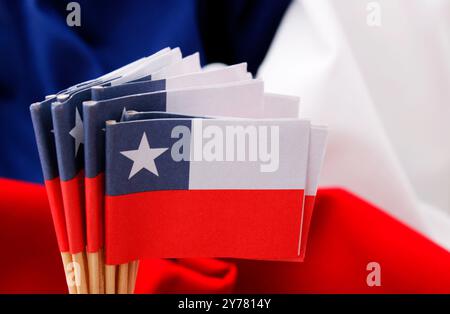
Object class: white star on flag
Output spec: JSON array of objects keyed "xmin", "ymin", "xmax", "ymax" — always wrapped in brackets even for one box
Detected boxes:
[
  {"xmin": 69, "ymin": 108, "xmax": 84, "ymax": 156},
  {"xmin": 120, "ymin": 132, "xmax": 168, "ymax": 179}
]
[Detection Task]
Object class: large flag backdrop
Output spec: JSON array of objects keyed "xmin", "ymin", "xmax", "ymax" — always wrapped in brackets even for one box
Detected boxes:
[{"xmin": 258, "ymin": 0, "xmax": 450, "ymax": 252}]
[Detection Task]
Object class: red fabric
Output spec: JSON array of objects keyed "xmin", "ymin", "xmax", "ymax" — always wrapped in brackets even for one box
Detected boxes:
[
  {"xmin": 1, "ymin": 178, "xmax": 450, "ymax": 293},
  {"xmin": 105, "ymin": 189, "xmax": 304, "ymax": 264},
  {"xmin": 0, "ymin": 179, "xmax": 67, "ymax": 293},
  {"xmin": 135, "ymin": 259, "xmax": 237, "ymax": 294}
]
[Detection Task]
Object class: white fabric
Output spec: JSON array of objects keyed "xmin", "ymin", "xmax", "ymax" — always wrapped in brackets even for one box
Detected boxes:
[{"xmin": 258, "ymin": 0, "xmax": 450, "ymax": 250}]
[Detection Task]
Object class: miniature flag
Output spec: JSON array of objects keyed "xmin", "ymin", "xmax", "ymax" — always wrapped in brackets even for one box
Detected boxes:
[
  {"xmin": 121, "ymin": 108, "xmax": 325, "ymax": 260},
  {"xmin": 104, "ymin": 117, "xmax": 311, "ymax": 264},
  {"xmin": 30, "ymin": 97, "xmax": 70, "ymax": 254}
]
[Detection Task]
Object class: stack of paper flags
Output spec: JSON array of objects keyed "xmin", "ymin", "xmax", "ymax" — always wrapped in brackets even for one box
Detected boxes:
[{"xmin": 30, "ymin": 48, "xmax": 328, "ymax": 294}]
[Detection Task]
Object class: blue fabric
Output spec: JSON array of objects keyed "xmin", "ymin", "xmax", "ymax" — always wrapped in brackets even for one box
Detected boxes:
[{"xmin": 0, "ymin": 0, "xmax": 290, "ymax": 183}]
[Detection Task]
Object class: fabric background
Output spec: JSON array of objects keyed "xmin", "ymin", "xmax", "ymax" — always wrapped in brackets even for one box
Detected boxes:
[
  {"xmin": 258, "ymin": 0, "xmax": 450, "ymax": 251},
  {"xmin": 1, "ymin": 179, "xmax": 449, "ymax": 293}
]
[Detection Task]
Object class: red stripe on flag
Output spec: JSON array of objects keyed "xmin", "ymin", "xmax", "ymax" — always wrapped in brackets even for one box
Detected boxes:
[
  {"xmin": 60, "ymin": 172, "xmax": 86, "ymax": 254},
  {"xmin": 105, "ymin": 189, "xmax": 304, "ymax": 264},
  {"xmin": 44, "ymin": 178, "xmax": 69, "ymax": 252},
  {"xmin": 85, "ymin": 174, "xmax": 104, "ymax": 253}
]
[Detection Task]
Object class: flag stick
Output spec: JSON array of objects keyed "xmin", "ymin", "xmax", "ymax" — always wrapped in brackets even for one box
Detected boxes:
[
  {"xmin": 127, "ymin": 260, "xmax": 138, "ymax": 294},
  {"xmin": 99, "ymin": 249, "xmax": 105, "ymax": 294},
  {"xmin": 117, "ymin": 263, "xmax": 128, "ymax": 294},
  {"xmin": 87, "ymin": 252, "xmax": 100, "ymax": 294},
  {"xmin": 134, "ymin": 260, "xmax": 140, "ymax": 293},
  {"xmin": 72, "ymin": 251, "xmax": 89, "ymax": 294},
  {"xmin": 61, "ymin": 252, "xmax": 77, "ymax": 294},
  {"xmin": 105, "ymin": 265, "xmax": 116, "ymax": 294}
]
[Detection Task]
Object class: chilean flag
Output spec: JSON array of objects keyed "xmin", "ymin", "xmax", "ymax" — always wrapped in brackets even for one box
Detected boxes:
[
  {"xmin": 30, "ymin": 97, "xmax": 70, "ymax": 254},
  {"xmin": 120, "ymin": 104, "xmax": 324, "ymax": 262},
  {"xmin": 259, "ymin": 0, "xmax": 450, "ymax": 253},
  {"xmin": 104, "ymin": 117, "xmax": 311, "ymax": 264},
  {"xmin": 51, "ymin": 89, "xmax": 91, "ymax": 255}
]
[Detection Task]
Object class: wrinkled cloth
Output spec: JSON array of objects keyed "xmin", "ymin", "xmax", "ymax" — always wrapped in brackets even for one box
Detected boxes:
[
  {"xmin": 258, "ymin": 0, "xmax": 450, "ymax": 251},
  {"xmin": 1, "ymin": 179, "xmax": 449, "ymax": 294}
]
